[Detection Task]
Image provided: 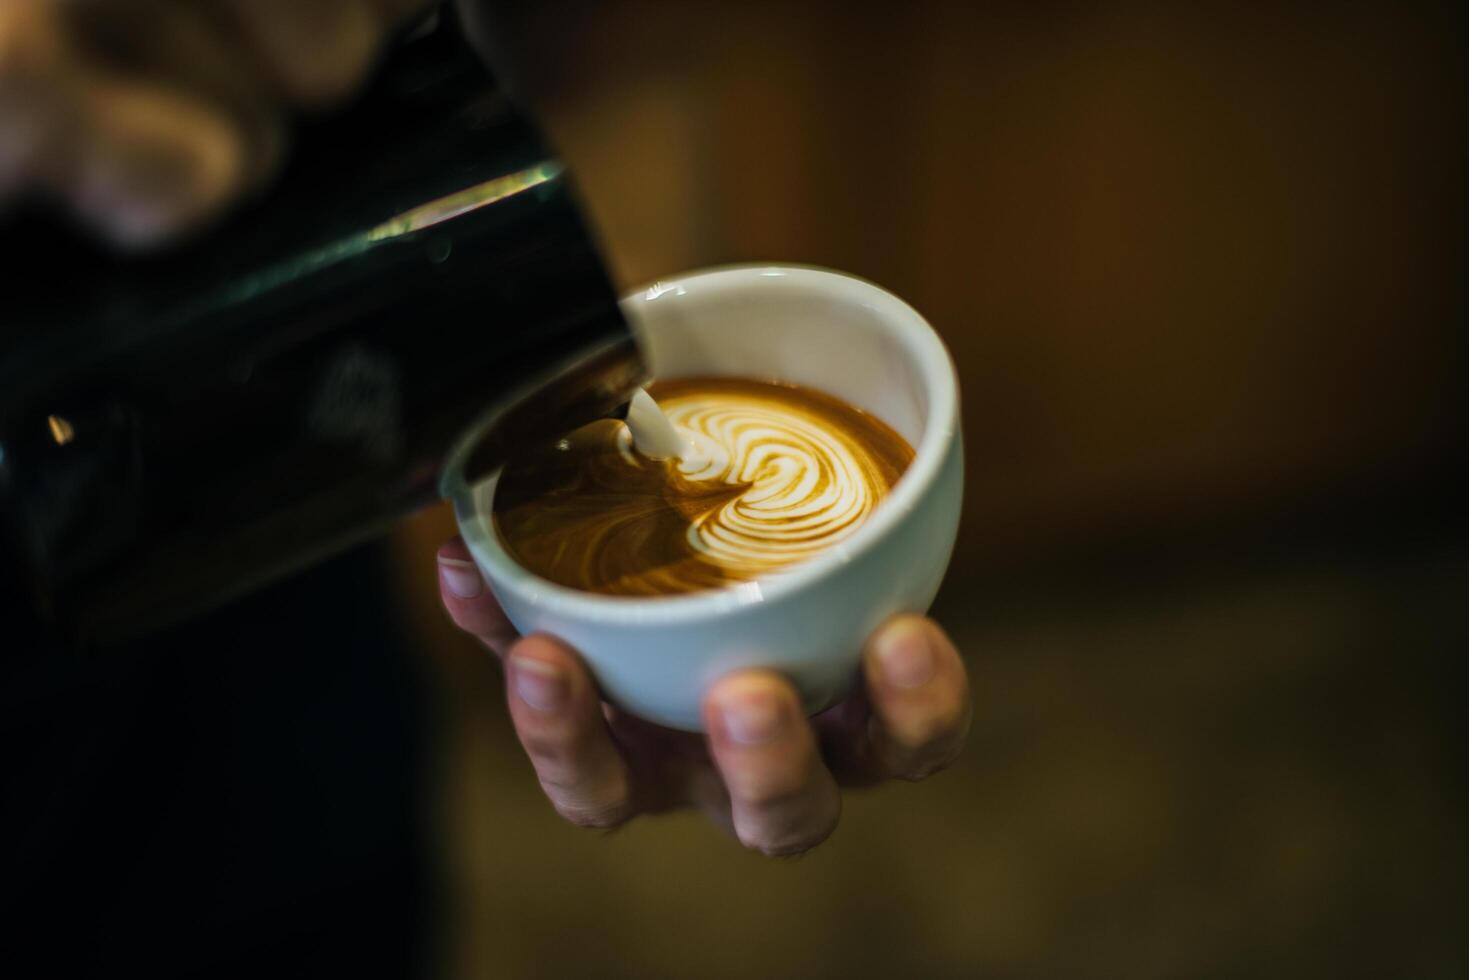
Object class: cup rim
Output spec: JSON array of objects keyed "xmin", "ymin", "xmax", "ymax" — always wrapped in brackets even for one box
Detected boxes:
[{"xmin": 453, "ymin": 263, "xmax": 959, "ymax": 624}]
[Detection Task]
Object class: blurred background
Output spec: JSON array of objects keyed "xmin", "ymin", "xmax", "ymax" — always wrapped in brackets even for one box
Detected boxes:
[
  {"xmin": 6, "ymin": 1, "xmax": 1465, "ymax": 977},
  {"xmin": 385, "ymin": 2, "xmax": 1467, "ymax": 977}
]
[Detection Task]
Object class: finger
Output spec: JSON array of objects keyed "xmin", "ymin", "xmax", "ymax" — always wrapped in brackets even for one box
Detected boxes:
[
  {"xmin": 219, "ymin": 0, "xmax": 395, "ymax": 108},
  {"xmin": 65, "ymin": 0, "xmax": 284, "ymax": 187},
  {"xmin": 862, "ymin": 616, "xmax": 972, "ymax": 781},
  {"xmin": 63, "ymin": 75, "xmax": 252, "ymax": 247},
  {"xmin": 703, "ymin": 672, "xmax": 841, "ymax": 857},
  {"xmin": 506, "ymin": 635, "xmax": 637, "ymax": 830},
  {"xmin": 437, "ymin": 537, "xmax": 518, "ymax": 655},
  {"xmin": 7, "ymin": 0, "xmax": 276, "ymax": 245}
]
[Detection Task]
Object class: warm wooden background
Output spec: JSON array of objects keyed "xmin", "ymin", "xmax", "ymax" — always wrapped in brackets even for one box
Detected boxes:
[{"xmin": 388, "ymin": 3, "xmax": 1465, "ymax": 977}]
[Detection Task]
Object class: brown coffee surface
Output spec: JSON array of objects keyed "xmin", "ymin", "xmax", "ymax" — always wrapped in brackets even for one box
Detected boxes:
[{"xmin": 492, "ymin": 377, "xmax": 914, "ymax": 595}]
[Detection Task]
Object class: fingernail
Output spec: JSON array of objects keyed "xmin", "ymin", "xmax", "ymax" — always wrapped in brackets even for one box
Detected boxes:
[
  {"xmin": 513, "ymin": 657, "xmax": 569, "ymax": 712},
  {"xmin": 874, "ymin": 619, "xmax": 935, "ymax": 689},
  {"xmin": 438, "ymin": 557, "xmax": 483, "ymax": 599},
  {"xmin": 717, "ymin": 686, "xmax": 785, "ymax": 746}
]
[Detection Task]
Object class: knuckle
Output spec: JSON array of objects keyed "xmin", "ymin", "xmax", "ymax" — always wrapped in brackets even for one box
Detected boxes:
[
  {"xmin": 518, "ymin": 730, "xmax": 571, "ymax": 764},
  {"xmin": 897, "ymin": 757, "xmax": 947, "ymax": 783},
  {"xmin": 892, "ymin": 696, "xmax": 970, "ymax": 755},
  {"xmin": 736, "ymin": 783, "xmax": 841, "ymax": 857},
  {"xmin": 739, "ymin": 778, "xmax": 812, "ymax": 816},
  {"xmin": 551, "ymin": 795, "xmax": 632, "ymax": 831},
  {"xmin": 541, "ymin": 769, "xmax": 634, "ymax": 830},
  {"xmin": 750, "ymin": 837, "xmax": 814, "ymax": 858},
  {"xmin": 740, "ymin": 816, "xmax": 837, "ymax": 858},
  {"xmin": 892, "ymin": 719, "xmax": 969, "ymax": 782}
]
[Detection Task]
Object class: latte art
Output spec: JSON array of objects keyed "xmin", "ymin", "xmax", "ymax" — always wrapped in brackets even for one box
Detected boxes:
[
  {"xmin": 493, "ymin": 378, "xmax": 913, "ymax": 595},
  {"xmin": 622, "ymin": 398, "xmax": 883, "ymax": 574}
]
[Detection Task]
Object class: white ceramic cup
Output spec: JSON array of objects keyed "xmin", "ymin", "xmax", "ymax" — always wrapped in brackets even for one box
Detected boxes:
[{"xmin": 449, "ymin": 264, "xmax": 963, "ymax": 731}]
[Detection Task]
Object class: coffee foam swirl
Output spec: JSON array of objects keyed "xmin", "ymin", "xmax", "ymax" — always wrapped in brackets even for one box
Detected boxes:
[
  {"xmin": 619, "ymin": 396, "xmax": 880, "ymax": 574},
  {"xmin": 493, "ymin": 378, "xmax": 913, "ymax": 596}
]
